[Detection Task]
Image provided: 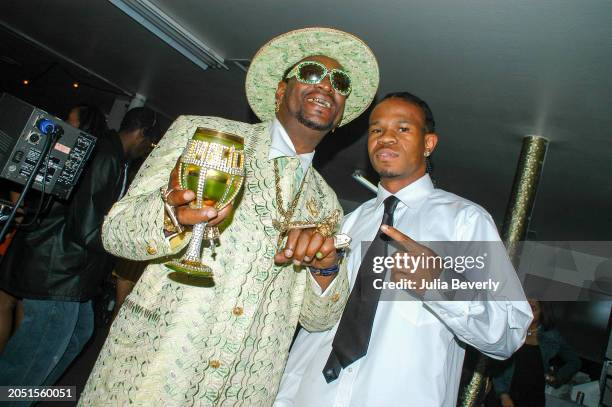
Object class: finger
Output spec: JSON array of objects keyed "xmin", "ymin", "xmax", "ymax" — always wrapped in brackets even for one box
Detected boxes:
[
  {"xmin": 310, "ymin": 237, "xmax": 336, "ymax": 268},
  {"xmin": 318, "ymin": 237, "xmax": 336, "ymax": 259},
  {"xmin": 303, "ymin": 232, "xmax": 325, "ymax": 263},
  {"xmin": 292, "ymin": 229, "xmax": 315, "ymax": 264},
  {"xmin": 283, "ymin": 228, "xmax": 305, "ymax": 259},
  {"xmin": 166, "ymin": 189, "xmax": 195, "ymax": 207},
  {"xmin": 380, "ymin": 225, "xmax": 417, "ymax": 249},
  {"xmin": 274, "ymin": 251, "xmax": 291, "ymax": 265},
  {"xmin": 208, "ymin": 203, "xmax": 233, "ymax": 227},
  {"xmin": 176, "ymin": 205, "xmax": 218, "ymax": 225},
  {"xmin": 166, "ymin": 159, "xmax": 195, "ymax": 206}
]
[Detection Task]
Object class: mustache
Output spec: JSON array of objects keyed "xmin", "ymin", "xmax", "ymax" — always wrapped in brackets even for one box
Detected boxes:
[{"xmin": 373, "ymin": 145, "xmax": 399, "ymax": 154}]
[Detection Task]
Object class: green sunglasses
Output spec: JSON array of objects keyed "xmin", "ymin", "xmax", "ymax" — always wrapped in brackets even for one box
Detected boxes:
[{"xmin": 285, "ymin": 61, "xmax": 352, "ymax": 97}]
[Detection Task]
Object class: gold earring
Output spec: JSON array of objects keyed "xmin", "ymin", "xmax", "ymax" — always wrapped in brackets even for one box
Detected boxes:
[{"xmin": 275, "ymin": 100, "xmax": 281, "ymax": 113}]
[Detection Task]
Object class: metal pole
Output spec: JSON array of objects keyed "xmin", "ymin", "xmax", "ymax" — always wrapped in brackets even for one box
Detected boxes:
[{"xmin": 461, "ymin": 135, "xmax": 549, "ymax": 406}]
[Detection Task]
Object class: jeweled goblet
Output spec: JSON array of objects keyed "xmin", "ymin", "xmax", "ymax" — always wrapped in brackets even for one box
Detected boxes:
[{"xmin": 165, "ymin": 127, "xmax": 244, "ymax": 282}]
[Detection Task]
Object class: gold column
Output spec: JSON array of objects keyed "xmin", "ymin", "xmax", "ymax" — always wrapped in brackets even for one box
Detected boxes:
[
  {"xmin": 502, "ymin": 135, "xmax": 549, "ymax": 262},
  {"xmin": 460, "ymin": 135, "xmax": 548, "ymax": 406}
]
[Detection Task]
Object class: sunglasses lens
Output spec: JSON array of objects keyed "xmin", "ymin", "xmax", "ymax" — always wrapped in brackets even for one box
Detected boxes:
[
  {"xmin": 331, "ymin": 71, "xmax": 351, "ymax": 95},
  {"xmin": 298, "ymin": 63, "xmax": 326, "ymax": 83}
]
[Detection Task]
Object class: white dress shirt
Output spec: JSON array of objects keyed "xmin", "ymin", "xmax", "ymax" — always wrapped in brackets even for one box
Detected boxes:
[
  {"xmin": 268, "ymin": 118, "xmax": 315, "ymax": 177},
  {"xmin": 275, "ymin": 174, "xmax": 533, "ymax": 407}
]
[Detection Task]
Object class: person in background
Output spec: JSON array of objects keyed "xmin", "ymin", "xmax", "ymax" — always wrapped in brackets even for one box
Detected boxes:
[
  {"xmin": 0, "ymin": 107, "xmax": 159, "ymax": 398},
  {"xmin": 489, "ymin": 299, "xmax": 582, "ymax": 407},
  {"xmin": 0, "ymin": 210, "xmax": 22, "ymax": 354},
  {"xmin": 0, "ymin": 104, "xmax": 109, "ymax": 353},
  {"xmin": 0, "ymin": 204, "xmax": 22, "ymax": 353},
  {"xmin": 66, "ymin": 104, "xmax": 108, "ymax": 138}
]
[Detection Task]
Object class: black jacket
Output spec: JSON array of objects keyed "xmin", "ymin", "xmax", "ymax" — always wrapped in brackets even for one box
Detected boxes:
[{"xmin": 0, "ymin": 134, "xmax": 128, "ymax": 301}]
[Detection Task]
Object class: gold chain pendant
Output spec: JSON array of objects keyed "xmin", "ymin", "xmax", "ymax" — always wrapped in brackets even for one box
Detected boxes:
[{"xmin": 273, "ymin": 159, "xmax": 308, "ymax": 248}]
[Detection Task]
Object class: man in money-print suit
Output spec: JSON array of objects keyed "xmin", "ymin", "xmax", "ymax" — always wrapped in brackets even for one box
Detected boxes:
[{"xmin": 79, "ymin": 27, "xmax": 379, "ymax": 406}]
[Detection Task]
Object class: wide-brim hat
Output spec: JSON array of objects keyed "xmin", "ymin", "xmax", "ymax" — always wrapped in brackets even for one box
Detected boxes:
[{"xmin": 245, "ymin": 27, "xmax": 379, "ymax": 127}]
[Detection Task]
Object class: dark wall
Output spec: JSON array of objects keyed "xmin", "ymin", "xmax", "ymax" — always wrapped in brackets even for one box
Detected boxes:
[{"xmin": 0, "ymin": 29, "xmax": 120, "ymax": 122}]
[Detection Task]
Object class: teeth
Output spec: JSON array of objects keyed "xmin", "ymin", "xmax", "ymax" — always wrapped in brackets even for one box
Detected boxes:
[
  {"xmin": 307, "ymin": 97, "xmax": 331, "ymax": 108},
  {"xmin": 378, "ymin": 151, "xmax": 397, "ymax": 158}
]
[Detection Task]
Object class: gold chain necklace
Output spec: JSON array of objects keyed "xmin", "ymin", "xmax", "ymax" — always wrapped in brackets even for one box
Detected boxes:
[{"xmin": 272, "ymin": 158, "xmax": 308, "ymax": 248}]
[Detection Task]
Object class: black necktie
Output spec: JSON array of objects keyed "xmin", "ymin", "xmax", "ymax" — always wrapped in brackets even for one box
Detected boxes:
[{"xmin": 323, "ymin": 195, "xmax": 400, "ymax": 383}]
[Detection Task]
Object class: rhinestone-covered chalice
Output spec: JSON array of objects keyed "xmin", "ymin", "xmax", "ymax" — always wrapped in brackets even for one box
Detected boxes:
[{"xmin": 165, "ymin": 127, "xmax": 244, "ymax": 283}]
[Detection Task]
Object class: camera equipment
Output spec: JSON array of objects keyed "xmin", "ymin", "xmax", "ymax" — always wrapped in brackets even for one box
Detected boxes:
[{"xmin": 0, "ymin": 93, "xmax": 96, "ymax": 200}]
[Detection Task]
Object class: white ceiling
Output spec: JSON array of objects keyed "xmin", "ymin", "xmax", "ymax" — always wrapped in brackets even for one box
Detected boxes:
[{"xmin": 1, "ymin": 0, "xmax": 611, "ymax": 240}]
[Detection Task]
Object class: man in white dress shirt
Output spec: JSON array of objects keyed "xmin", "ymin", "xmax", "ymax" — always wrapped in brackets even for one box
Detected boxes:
[{"xmin": 274, "ymin": 92, "xmax": 533, "ymax": 407}]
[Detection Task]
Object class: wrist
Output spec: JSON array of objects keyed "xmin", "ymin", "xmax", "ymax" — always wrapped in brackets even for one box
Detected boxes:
[
  {"xmin": 309, "ymin": 251, "xmax": 345, "ymax": 276},
  {"xmin": 310, "ymin": 264, "xmax": 340, "ymax": 276}
]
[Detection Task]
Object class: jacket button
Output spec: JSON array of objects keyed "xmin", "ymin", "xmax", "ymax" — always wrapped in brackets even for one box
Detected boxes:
[
  {"xmin": 232, "ymin": 306, "xmax": 243, "ymax": 316},
  {"xmin": 209, "ymin": 360, "xmax": 221, "ymax": 369},
  {"xmin": 331, "ymin": 293, "xmax": 340, "ymax": 303},
  {"xmin": 146, "ymin": 245, "xmax": 157, "ymax": 255}
]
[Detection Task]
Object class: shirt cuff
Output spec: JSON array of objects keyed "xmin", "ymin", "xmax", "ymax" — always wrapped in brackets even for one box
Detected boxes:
[{"xmin": 307, "ymin": 270, "xmax": 339, "ymax": 297}]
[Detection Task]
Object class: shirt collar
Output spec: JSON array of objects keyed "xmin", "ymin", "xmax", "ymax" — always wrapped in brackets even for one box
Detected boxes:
[
  {"xmin": 374, "ymin": 174, "xmax": 435, "ymax": 210},
  {"xmin": 267, "ymin": 119, "xmax": 315, "ymax": 171}
]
